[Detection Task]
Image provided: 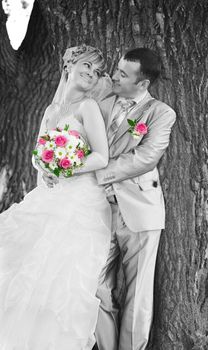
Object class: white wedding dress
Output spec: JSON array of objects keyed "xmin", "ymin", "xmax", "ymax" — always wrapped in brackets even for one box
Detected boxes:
[{"xmin": 0, "ymin": 114, "xmax": 111, "ymax": 350}]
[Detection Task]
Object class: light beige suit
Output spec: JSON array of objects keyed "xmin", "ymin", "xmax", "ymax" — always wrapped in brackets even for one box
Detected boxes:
[{"xmin": 95, "ymin": 92, "xmax": 176, "ymax": 350}]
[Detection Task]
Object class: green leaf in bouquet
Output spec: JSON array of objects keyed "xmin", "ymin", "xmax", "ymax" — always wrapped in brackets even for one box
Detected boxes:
[
  {"xmin": 82, "ymin": 144, "xmax": 88, "ymax": 152},
  {"xmin": 53, "ymin": 168, "xmax": 61, "ymax": 177},
  {"xmin": 127, "ymin": 119, "xmax": 136, "ymax": 127},
  {"xmin": 41, "ymin": 135, "xmax": 50, "ymax": 141},
  {"xmin": 64, "ymin": 124, "xmax": 70, "ymax": 131},
  {"xmin": 32, "ymin": 150, "xmax": 38, "ymax": 155},
  {"xmin": 65, "ymin": 169, "xmax": 73, "ymax": 177},
  {"xmin": 84, "ymin": 147, "xmax": 91, "ymax": 156}
]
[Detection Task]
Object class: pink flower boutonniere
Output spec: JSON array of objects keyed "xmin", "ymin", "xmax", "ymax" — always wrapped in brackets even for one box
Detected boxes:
[{"xmin": 127, "ymin": 119, "xmax": 148, "ymax": 139}]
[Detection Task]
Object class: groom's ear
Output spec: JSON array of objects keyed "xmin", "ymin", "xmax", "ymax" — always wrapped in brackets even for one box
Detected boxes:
[{"xmin": 136, "ymin": 79, "xmax": 150, "ymax": 91}]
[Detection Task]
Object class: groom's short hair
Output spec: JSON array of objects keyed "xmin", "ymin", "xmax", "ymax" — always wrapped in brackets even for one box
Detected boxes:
[{"xmin": 123, "ymin": 48, "xmax": 161, "ymax": 85}]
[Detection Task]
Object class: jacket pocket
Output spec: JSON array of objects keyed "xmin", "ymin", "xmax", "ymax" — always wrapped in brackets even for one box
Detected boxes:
[{"xmin": 136, "ymin": 180, "xmax": 160, "ymax": 191}]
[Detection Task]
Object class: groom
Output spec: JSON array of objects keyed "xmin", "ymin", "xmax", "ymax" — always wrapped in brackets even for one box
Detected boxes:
[{"xmin": 95, "ymin": 48, "xmax": 176, "ymax": 350}]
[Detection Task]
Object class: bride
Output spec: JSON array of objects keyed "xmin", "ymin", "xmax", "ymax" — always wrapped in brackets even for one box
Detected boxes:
[{"xmin": 0, "ymin": 45, "xmax": 112, "ymax": 350}]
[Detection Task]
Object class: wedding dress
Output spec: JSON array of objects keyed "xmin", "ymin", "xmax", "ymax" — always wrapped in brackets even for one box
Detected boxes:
[{"xmin": 0, "ymin": 113, "xmax": 111, "ymax": 350}]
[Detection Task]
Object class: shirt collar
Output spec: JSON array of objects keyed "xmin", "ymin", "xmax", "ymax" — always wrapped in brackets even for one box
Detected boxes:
[{"xmin": 131, "ymin": 90, "xmax": 148, "ymax": 104}]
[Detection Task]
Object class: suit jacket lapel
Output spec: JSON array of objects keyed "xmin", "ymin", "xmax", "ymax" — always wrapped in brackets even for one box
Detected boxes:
[
  {"xmin": 112, "ymin": 93, "xmax": 155, "ymax": 144},
  {"xmin": 106, "ymin": 95, "xmax": 117, "ymax": 131},
  {"xmin": 99, "ymin": 95, "xmax": 117, "ymax": 131}
]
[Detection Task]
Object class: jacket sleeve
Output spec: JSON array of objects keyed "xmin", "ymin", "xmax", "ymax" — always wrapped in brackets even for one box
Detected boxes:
[{"xmin": 96, "ymin": 107, "xmax": 176, "ymax": 185}]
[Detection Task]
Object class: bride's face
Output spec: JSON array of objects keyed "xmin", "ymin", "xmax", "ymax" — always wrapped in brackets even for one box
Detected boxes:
[{"xmin": 68, "ymin": 59, "xmax": 101, "ymax": 92}]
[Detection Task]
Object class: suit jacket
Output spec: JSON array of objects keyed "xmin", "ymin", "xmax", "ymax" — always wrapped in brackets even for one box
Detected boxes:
[{"xmin": 96, "ymin": 92, "xmax": 176, "ymax": 232}]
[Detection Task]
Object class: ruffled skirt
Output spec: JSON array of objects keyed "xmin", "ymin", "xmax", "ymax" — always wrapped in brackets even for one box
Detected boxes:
[{"xmin": 0, "ymin": 173, "xmax": 111, "ymax": 350}]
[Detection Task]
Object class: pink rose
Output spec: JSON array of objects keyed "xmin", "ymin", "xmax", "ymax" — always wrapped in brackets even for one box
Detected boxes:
[
  {"xmin": 76, "ymin": 150, "xmax": 85, "ymax": 159},
  {"xmin": 38, "ymin": 138, "xmax": 46, "ymax": 145},
  {"xmin": 135, "ymin": 122, "xmax": 148, "ymax": 135},
  {"xmin": 42, "ymin": 150, "xmax": 54, "ymax": 163},
  {"xmin": 68, "ymin": 130, "xmax": 80, "ymax": 138},
  {"xmin": 54, "ymin": 135, "xmax": 68, "ymax": 147},
  {"xmin": 59, "ymin": 157, "xmax": 72, "ymax": 169}
]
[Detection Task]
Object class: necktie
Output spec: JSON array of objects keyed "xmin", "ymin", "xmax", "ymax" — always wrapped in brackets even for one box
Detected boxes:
[{"xmin": 108, "ymin": 99, "xmax": 135, "ymax": 146}]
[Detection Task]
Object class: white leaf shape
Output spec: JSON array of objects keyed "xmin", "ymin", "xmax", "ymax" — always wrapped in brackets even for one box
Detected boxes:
[{"xmin": 2, "ymin": 0, "xmax": 35, "ymax": 50}]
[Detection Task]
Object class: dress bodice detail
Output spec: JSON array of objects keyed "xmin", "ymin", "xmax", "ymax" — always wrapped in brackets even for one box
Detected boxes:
[
  {"xmin": 51, "ymin": 103, "xmax": 87, "ymax": 140},
  {"xmin": 58, "ymin": 114, "xmax": 86, "ymax": 138}
]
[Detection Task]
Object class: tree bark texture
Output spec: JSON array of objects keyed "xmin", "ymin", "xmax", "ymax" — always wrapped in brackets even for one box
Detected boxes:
[
  {"xmin": 0, "ymin": 1, "xmax": 58, "ymax": 210},
  {"xmin": 0, "ymin": 0, "xmax": 208, "ymax": 349}
]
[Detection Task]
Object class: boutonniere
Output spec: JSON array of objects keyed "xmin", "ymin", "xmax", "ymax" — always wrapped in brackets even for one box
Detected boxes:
[{"xmin": 127, "ymin": 119, "xmax": 148, "ymax": 139}]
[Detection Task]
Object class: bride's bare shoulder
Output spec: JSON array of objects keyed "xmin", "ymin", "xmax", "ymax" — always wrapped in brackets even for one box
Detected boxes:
[
  {"xmin": 42, "ymin": 103, "xmax": 61, "ymax": 130},
  {"xmin": 79, "ymin": 98, "xmax": 100, "ymax": 114},
  {"xmin": 45, "ymin": 103, "xmax": 60, "ymax": 115},
  {"xmin": 43, "ymin": 103, "xmax": 61, "ymax": 122},
  {"xmin": 78, "ymin": 99, "xmax": 103, "ymax": 125}
]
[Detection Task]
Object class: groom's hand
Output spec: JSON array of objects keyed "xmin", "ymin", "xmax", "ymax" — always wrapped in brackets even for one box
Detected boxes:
[{"xmin": 42, "ymin": 173, "xmax": 59, "ymax": 188}]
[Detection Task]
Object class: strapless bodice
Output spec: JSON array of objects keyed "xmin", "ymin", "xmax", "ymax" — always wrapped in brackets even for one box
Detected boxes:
[
  {"xmin": 45, "ymin": 103, "xmax": 87, "ymax": 140},
  {"xmin": 58, "ymin": 114, "xmax": 87, "ymax": 138}
]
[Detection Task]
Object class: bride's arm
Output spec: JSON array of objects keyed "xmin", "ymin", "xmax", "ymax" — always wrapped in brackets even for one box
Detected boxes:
[{"xmin": 75, "ymin": 98, "xmax": 109, "ymax": 173}]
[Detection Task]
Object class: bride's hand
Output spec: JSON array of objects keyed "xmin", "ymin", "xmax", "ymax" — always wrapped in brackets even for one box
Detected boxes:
[{"xmin": 42, "ymin": 172, "xmax": 59, "ymax": 188}]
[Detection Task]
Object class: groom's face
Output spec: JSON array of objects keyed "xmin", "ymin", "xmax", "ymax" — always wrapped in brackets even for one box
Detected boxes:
[{"xmin": 112, "ymin": 57, "xmax": 147, "ymax": 98}]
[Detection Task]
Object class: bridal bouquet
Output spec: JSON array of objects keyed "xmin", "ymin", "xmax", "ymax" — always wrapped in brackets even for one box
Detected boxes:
[{"xmin": 33, "ymin": 125, "xmax": 91, "ymax": 177}]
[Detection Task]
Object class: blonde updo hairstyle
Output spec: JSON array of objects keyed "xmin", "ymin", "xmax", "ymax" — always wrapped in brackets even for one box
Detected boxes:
[
  {"xmin": 53, "ymin": 44, "xmax": 111, "ymax": 104},
  {"xmin": 63, "ymin": 44, "xmax": 106, "ymax": 78}
]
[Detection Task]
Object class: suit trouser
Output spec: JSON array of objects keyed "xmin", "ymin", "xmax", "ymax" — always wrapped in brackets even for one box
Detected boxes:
[{"xmin": 95, "ymin": 200, "xmax": 161, "ymax": 350}]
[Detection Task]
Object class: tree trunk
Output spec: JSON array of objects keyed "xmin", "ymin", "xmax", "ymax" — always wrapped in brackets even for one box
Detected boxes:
[
  {"xmin": 0, "ymin": 1, "xmax": 58, "ymax": 210},
  {"xmin": 0, "ymin": 0, "xmax": 207, "ymax": 348}
]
